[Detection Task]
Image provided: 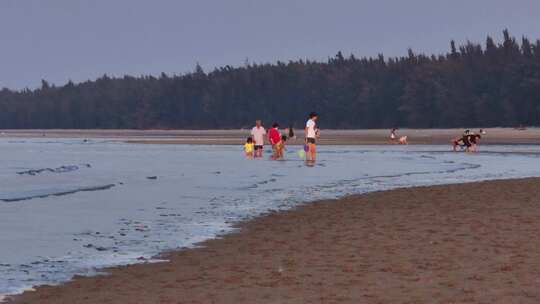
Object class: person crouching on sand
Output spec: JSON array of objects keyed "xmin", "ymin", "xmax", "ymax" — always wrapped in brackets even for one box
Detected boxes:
[
  {"xmin": 244, "ymin": 137, "xmax": 254, "ymax": 158},
  {"xmin": 275, "ymin": 135, "xmax": 287, "ymax": 159},
  {"xmin": 268, "ymin": 123, "xmax": 281, "ymax": 159},
  {"xmin": 399, "ymin": 136, "xmax": 408, "ymax": 145},
  {"xmin": 452, "ymin": 137, "xmax": 465, "ymax": 151},
  {"xmin": 468, "ymin": 133, "xmax": 481, "ymax": 152},
  {"xmin": 390, "ymin": 128, "xmax": 407, "ymax": 144},
  {"xmin": 452, "ymin": 131, "xmax": 479, "ymax": 153}
]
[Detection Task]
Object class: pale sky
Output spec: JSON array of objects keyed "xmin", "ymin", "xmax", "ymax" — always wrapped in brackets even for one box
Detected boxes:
[{"xmin": 1, "ymin": 0, "xmax": 539, "ymax": 89}]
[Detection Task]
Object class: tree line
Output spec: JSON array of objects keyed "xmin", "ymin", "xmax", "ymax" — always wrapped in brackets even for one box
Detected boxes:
[{"xmin": 1, "ymin": 30, "xmax": 540, "ymax": 129}]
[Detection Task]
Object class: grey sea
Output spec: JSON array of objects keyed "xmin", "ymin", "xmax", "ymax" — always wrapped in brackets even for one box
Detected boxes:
[{"xmin": 2, "ymin": 138, "xmax": 540, "ymax": 296}]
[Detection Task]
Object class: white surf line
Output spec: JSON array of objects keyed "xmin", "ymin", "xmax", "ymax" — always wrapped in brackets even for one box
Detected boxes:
[{"xmin": 0, "ymin": 287, "xmax": 37, "ymax": 303}]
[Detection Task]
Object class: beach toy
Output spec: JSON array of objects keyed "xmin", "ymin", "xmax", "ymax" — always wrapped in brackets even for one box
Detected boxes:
[{"xmin": 297, "ymin": 149, "xmax": 306, "ymax": 159}]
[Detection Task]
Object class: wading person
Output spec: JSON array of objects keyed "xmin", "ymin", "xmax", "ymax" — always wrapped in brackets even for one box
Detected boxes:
[
  {"xmin": 251, "ymin": 119, "xmax": 266, "ymax": 158},
  {"xmin": 268, "ymin": 122, "xmax": 281, "ymax": 159},
  {"xmin": 244, "ymin": 137, "xmax": 254, "ymax": 158},
  {"xmin": 305, "ymin": 112, "xmax": 318, "ymax": 164}
]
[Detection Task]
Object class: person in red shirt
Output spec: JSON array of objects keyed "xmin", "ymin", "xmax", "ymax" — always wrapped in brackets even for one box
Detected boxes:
[{"xmin": 268, "ymin": 123, "xmax": 281, "ymax": 159}]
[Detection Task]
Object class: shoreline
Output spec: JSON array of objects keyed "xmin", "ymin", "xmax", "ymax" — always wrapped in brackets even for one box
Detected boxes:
[
  {"xmin": 6, "ymin": 177, "xmax": 540, "ymax": 303},
  {"xmin": 1, "ymin": 127, "xmax": 540, "ymax": 145}
]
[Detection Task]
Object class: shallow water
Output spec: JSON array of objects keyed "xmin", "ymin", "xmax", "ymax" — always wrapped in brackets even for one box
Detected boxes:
[{"xmin": 1, "ymin": 139, "xmax": 540, "ymax": 295}]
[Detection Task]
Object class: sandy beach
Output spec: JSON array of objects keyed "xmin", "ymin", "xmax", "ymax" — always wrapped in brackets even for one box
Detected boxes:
[
  {"xmin": 1, "ymin": 128, "xmax": 539, "ymax": 145},
  {"xmin": 6, "ymin": 177, "xmax": 540, "ymax": 303}
]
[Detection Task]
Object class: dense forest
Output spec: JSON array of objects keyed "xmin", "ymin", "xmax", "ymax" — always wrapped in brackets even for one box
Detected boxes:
[{"xmin": 1, "ymin": 30, "xmax": 540, "ymax": 129}]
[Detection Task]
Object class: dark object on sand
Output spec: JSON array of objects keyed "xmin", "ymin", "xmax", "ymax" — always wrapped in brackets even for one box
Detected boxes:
[
  {"xmin": 146, "ymin": 176, "xmax": 158, "ymax": 180},
  {"xmin": 288, "ymin": 125, "xmax": 295, "ymax": 138}
]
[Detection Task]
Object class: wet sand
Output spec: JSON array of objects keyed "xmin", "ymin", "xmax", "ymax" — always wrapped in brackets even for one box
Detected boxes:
[
  {"xmin": 7, "ymin": 178, "xmax": 540, "ymax": 304},
  {"xmin": 1, "ymin": 128, "xmax": 539, "ymax": 145}
]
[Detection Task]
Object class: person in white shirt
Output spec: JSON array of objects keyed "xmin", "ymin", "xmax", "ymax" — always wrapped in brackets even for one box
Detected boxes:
[
  {"xmin": 250, "ymin": 119, "xmax": 266, "ymax": 158},
  {"xmin": 305, "ymin": 112, "xmax": 318, "ymax": 162},
  {"xmin": 390, "ymin": 128, "xmax": 397, "ymax": 141}
]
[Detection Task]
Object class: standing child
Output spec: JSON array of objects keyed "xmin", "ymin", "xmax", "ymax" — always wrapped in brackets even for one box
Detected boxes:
[{"xmin": 244, "ymin": 137, "xmax": 254, "ymax": 158}]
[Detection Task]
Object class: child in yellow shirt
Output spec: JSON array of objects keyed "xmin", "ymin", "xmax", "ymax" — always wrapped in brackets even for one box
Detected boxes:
[{"xmin": 244, "ymin": 137, "xmax": 254, "ymax": 158}]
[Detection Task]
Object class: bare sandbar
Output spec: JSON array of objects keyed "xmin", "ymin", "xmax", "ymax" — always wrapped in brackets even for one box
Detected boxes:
[
  {"xmin": 1, "ymin": 128, "xmax": 539, "ymax": 145},
  {"xmin": 7, "ymin": 178, "xmax": 540, "ymax": 303}
]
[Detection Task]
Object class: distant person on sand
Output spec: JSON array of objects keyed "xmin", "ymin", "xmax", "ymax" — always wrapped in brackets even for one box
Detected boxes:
[
  {"xmin": 453, "ymin": 130, "xmax": 472, "ymax": 151},
  {"xmin": 244, "ymin": 137, "xmax": 254, "ymax": 158},
  {"xmin": 390, "ymin": 128, "xmax": 407, "ymax": 144},
  {"xmin": 452, "ymin": 137, "xmax": 465, "ymax": 151},
  {"xmin": 251, "ymin": 120, "xmax": 266, "ymax": 158},
  {"xmin": 468, "ymin": 133, "xmax": 481, "ymax": 152},
  {"xmin": 390, "ymin": 128, "xmax": 397, "ymax": 141},
  {"xmin": 462, "ymin": 132, "xmax": 472, "ymax": 151},
  {"xmin": 399, "ymin": 135, "xmax": 408, "ymax": 145},
  {"xmin": 452, "ymin": 130, "xmax": 481, "ymax": 152},
  {"xmin": 288, "ymin": 125, "xmax": 295, "ymax": 139},
  {"xmin": 268, "ymin": 123, "xmax": 281, "ymax": 159},
  {"xmin": 305, "ymin": 112, "xmax": 319, "ymax": 163}
]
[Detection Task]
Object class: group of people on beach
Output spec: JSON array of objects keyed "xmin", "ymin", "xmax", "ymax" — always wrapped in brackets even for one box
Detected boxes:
[
  {"xmin": 245, "ymin": 118, "xmax": 486, "ymax": 157},
  {"xmin": 452, "ymin": 129, "xmax": 486, "ymax": 152},
  {"xmin": 244, "ymin": 112, "xmax": 319, "ymax": 163},
  {"xmin": 389, "ymin": 128, "xmax": 486, "ymax": 152}
]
